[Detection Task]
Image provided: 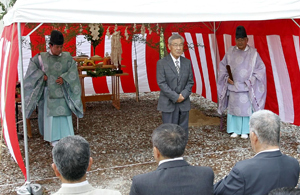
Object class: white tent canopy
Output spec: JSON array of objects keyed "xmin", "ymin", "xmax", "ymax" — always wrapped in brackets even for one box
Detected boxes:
[
  {"xmin": 4, "ymin": 0, "xmax": 300, "ymax": 26},
  {"xmin": 2, "ymin": 0, "xmax": 300, "ymax": 193}
]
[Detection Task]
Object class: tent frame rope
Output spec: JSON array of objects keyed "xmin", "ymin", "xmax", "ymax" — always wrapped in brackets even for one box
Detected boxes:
[{"xmin": 25, "ymin": 23, "xmax": 44, "ymax": 37}]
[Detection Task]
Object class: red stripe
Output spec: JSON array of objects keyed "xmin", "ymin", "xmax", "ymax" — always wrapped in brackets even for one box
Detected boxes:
[
  {"xmin": 216, "ymin": 34, "xmax": 226, "ymax": 63},
  {"xmin": 120, "ymin": 33, "xmax": 136, "ymax": 93},
  {"xmin": 145, "ymin": 32, "xmax": 160, "ymax": 92},
  {"xmin": 281, "ymin": 36, "xmax": 300, "ymax": 125}
]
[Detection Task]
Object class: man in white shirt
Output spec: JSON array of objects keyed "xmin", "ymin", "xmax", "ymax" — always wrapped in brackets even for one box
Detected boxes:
[
  {"xmin": 130, "ymin": 123, "xmax": 214, "ymax": 195},
  {"xmin": 214, "ymin": 110, "xmax": 299, "ymax": 195},
  {"xmin": 52, "ymin": 135, "xmax": 121, "ymax": 195}
]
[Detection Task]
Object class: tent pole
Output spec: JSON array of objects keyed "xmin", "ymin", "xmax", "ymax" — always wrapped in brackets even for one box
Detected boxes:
[
  {"xmin": 17, "ymin": 22, "xmax": 32, "ymax": 194},
  {"xmin": 16, "ymin": 22, "xmax": 43, "ymax": 195},
  {"xmin": 17, "ymin": 22, "xmax": 31, "ymax": 184},
  {"xmin": 214, "ymin": 21, "xmax": 222, "ymax": 131}
]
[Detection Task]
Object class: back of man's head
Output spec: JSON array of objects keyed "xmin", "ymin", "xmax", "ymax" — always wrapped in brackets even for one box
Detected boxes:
[
  {"xmin": 250, "ymin": 110, "xmax": 280, "ymax": 147},
  {"xmin": 52, "ymin": 135, "xmax": 90, "ymax": 181},
  {"xmin": 152, "ymin": 123, "xmax": 187, "ymax": 158}
]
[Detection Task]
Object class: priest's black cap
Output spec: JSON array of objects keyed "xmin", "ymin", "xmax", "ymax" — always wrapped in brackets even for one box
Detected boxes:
[
  {"xmin": 50, "ymin": 30, "xmax": 64, "ymax": 45},
  {"xmin": 236, "ymin": 26, "xmax": 247, "ymax": 39}
]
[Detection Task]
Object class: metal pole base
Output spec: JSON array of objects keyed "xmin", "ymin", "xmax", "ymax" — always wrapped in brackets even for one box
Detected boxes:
[{"xmin": 16, "ymin": 183, "xmax": 43, "ymax": 195}]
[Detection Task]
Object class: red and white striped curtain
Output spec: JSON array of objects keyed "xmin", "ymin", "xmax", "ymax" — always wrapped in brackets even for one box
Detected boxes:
[
  {"xmin": 0, "ymin": 23, "xmax": 27, "ymax": 179},
  {"xmin": 1, "ymin": 19, "xmax": 300, "ymax": 180}
]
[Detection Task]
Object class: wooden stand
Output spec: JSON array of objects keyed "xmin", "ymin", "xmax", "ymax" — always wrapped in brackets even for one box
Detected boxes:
[
  {"xmin": 15, "ymin": 98, "xmax": 32, "ymax": 138},
  {"xmin": 77, "ymin": 64, "xmax": 128, "ymax": 112}
]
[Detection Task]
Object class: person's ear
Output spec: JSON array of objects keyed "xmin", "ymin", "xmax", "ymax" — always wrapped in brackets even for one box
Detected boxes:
[
  {"xmin": 153, "ymin": 147, "xmax": 160, "ymax": 161},
  {"xmin": 86, "ymin": 157, "xmax": 93, "ymax": 172},
  {"xmin": 167, "ymin": 44, "xmax": 171, "ymax": 51},
  {"xmin": 251, "ymin": 131, "xmax": 258, "ymax": 144},
  {"xmin": 52, "ymin": 163, "xmax": 61, "ymax": 177}
]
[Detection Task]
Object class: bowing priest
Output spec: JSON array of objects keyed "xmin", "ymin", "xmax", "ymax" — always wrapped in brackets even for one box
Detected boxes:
[{"xmin": 24, "ymin": 30, "xmax": 83, "ymax": 146}]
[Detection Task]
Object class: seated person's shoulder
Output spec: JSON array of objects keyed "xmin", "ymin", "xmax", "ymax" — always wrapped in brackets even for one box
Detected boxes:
[
  {"xmin": 94, "ymin": 188, "xmax": 122, "ymax": 195},
  {"xmin": 193, "ymin": 165, "xmax": 214, "ymax": 175},
  {"xmin": 282, "ymin": 154, "xmax": 299, "ymax": 166}
]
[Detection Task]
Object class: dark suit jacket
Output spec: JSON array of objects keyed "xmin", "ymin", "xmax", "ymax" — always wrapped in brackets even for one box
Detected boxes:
[
  {"xmin": 130, "ymin": 159, "xmax": 214, "ymax": 195},
  {"xmin": 214, "ymin": 150, "xmax": 299, "ymax": 195},
  {"xmin": 156, "ymin": 54, "xmax": 194, "ymax": 112}
]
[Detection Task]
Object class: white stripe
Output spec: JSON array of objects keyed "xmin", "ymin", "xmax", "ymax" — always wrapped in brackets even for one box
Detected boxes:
[
  {"xmin": 45, "ymin": 35, "xmax": 50, "ymax": 52},
  {"xmin": 0, "ymin": 40, "xmax": 17, "ymax": 162},
  {"xmin": 267, "ymin": 35, "xmax": 294, "ymax": 123},
  {"xmin": 1, "ymin": 40, "xmax": 11, "ymax": 116},
  {"xmin": 223, "ymin": 34, "xmax": 232, "ymax": 53},
  {"xmin": 293, "ymin": 35, "xmax": 300, "ymax": 72},
  {"xmin": 21, "ymin": 36, "xmax": 32, "ymax": 78},
  {"xmin": 196, "ymin": 33, "xmax": 211, "ymax": 100},
  {"xmin": 104, "ymin": 35, "xmax": 112, "ymax": 93},
  {"xmin": 76, "ymin": 35, "xmax": 91, "ymax": 57},
  {"xmin": 0, "ymin": 37, "xmax": 4, "ymax": 118},
  {"xmin": 209, "ymin": 34, "xmax": 218, "ymax": 80},
  {"xmin": 131, "ymin": 34, "xmax": 150, "ymax": 92},
  {"xmin": 76, "ymin": 35, "xmax": 95, "ymax": 95},
  {"xmin": 247, "ymin": 35, "xmax": 255, "ymax": 48},
  {"xmin": 3, "ymin": 113, "xmax": 17, "ymax": 162},
  {"xmin": 184, "ymin": 32, "xmax": 202, "ymax": 95}
]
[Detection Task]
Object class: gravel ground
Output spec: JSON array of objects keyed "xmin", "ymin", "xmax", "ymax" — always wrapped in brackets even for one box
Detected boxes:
[{"xmin": 1, "ymin": 92, "xmax": 300, "ymax": 194}]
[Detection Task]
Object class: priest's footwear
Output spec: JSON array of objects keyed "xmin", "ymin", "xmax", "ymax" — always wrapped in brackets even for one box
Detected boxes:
[
  {"xmin": 241, "ymin": 134, "xmax": 248, "ymax": 139},
  {"xmin": 230, "ymin": 133, "xmax": 238, "ymax": 138}
]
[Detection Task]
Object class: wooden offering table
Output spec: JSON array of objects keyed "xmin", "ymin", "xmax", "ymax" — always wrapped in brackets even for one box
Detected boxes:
[{"xmin": 77, "ymin": 64, "xmax": 128, "ymax": 112}]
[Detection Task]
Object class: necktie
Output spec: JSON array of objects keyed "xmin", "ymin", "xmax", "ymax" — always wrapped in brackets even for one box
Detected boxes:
[{"xmin": 175, "ymin": 60, "xmax": 180, "ymax": 74}]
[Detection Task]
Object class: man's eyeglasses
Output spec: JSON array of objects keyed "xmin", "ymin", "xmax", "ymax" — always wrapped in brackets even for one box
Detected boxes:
[{"xmin": 171, "ymin": 44, "xmax": 184, "ymax": 48}]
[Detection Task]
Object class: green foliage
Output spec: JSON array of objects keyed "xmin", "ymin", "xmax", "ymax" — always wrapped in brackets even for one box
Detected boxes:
[
  {"xmin": 0, "ymin": 2, "xmax": 7, "ymax": 20},
  {"xmin": 159, "ymin": 30, "xmax": 166, "ymax": 59},
  {"xmin": 0, "ymin": 0, "xmax": 17, "ymax": 20},
  {"xmin": 24, "ymin": 23, "xmax": 82, "ymax": 56},
  {"xmin": 86, "ymin": 68, "xmax": 116, "ymax": 77},
  {"xmin": 8, "ymin": 0, "xmax": 16, "ymax": 7}
]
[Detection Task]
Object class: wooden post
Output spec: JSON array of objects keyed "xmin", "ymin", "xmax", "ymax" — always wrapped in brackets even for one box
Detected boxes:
[{"xmin": 134, "ymin": 59, "xmax": 139, "ymax": 102}]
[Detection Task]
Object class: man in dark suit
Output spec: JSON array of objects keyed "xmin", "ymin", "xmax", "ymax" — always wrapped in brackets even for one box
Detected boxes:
[
  {"xmin": 156, "ymin": 34, "xmax": 194, "ymax": 138},
  {"xmin": 130, "ymin": 123, "xmax": 214, "ymax": 195},
  {"xmin": 214, "ymin": 110, "xmax": 299, "ymax": 195}
]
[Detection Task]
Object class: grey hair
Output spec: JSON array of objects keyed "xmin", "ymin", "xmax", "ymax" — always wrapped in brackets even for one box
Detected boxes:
[
  {"xmin": 152, "ymin": 123, "xmax": 187, "ymax": 158},
  {"xmin": 249, "ymin": 110, "xmax": 280, "ymax": 146},
  {"xmin": 52, "ymin": 135, "xmax": 90, "ymax": 181},
  {"xmin": 168, "ymin": 33, "xmax": 185, "ymax": 45}
]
